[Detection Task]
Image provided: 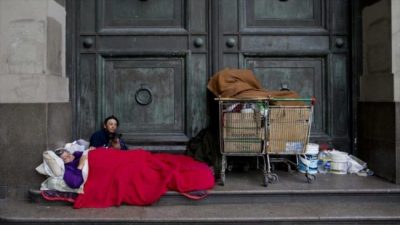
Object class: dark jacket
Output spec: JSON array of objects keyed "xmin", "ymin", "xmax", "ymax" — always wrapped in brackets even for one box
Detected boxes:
[{"xmin": 89, "ymin": 129, "xmax": 128, "ymax": 150}]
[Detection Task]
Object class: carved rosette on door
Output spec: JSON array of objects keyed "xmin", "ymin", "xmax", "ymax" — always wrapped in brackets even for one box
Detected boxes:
[{"xmin": 135, "ymin": 85, "xmax": 152, "ymax": 106}]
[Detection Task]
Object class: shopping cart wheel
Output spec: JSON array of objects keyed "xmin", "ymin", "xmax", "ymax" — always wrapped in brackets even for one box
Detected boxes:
[
  {"xmin": 227, "ymin": 164, "xmax": 233, "ymax": 172},
  {"xmin": 306, "ymin": 173, "xmax": 316, "ymax": 183},
  {"xmin": 262, "ymin": 176, "xmax": 269, "ymax": 187},
  {"xmin": 268, "ymin": 173, "xmax": 279, "ymax": 184},
  {"xmin": 219, "ymin": 175, "xmax": 225, "ymax": 186},
  {"xmin": 287, "ymin": 164, "xmax": 294, "ymax": 173},
  {"xmin": 270, "ymin": 163, "xmax": 276, "ymax": 172}
]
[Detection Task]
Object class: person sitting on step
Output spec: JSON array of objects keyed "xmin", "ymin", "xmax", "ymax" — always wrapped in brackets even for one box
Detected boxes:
[{"xmin": 89, "ymin": 115, "xmax": 128, "ymax": 150}]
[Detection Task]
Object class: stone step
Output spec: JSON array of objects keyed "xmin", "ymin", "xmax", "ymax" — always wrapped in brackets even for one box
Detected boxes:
[
  {"xmin": 29, "ymin": 171, "xmax": 400, "ymax": 206},
  {"xmin": 2, "ymin": 196, "xmax": 400, "ymax": 225},
  {"xmin": 2, "ymin": 171, "xmax": 400, "ymax": 224},
  {"xmin": 29, "ymin": 187, "xmax": 400, "ymax": 207}
]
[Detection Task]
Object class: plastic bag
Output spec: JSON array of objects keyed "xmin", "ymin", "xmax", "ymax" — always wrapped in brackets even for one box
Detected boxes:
[{"xmin": 347, "ymin": 154, "xmax": 367, "ymax": 174}]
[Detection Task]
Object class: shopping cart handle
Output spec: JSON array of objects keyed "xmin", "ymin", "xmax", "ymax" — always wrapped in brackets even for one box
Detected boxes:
[{"xmin": 270, "ymin": 97, "xmax": 316, "ymax": 103}]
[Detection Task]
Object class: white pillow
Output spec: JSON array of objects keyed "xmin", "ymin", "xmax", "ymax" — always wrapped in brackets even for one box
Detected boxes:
[
  {"xmin": 36, "ymin": 150, "xmax": 65, "ymax": 178},
  {"xmin": 40, "ymin": 177, "xmax": 83, "ymax": 193},
  {"xmin": 40, "ymin": 155, "xmax": 89, "ymax": 194},
  {"xmin": 35, "ymin": 163, "xmax": 47, "ymax": 175},
  {"xmin": 36, "ymin": 149, "xmax": 89, "ymax": 193}
]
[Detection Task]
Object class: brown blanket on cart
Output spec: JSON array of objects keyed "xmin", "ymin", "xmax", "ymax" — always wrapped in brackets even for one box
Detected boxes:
[{"xmin": 207, "ymin": 68, "xmax": 303, "ymax": 105}]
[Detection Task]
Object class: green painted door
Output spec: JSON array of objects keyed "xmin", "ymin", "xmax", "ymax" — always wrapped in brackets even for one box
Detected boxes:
[
  {"xmin": 75, "ymin": 0, "xmax": 352, "ymax": 152},
  {"xmin": 76, "ymin": 0, "xmax": 209, "ymax": 151}
]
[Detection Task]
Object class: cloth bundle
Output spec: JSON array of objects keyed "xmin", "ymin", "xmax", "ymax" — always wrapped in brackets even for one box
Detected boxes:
[{"xmin": 207, "ymin": 68, "xmax": 303, "ymax": 105}]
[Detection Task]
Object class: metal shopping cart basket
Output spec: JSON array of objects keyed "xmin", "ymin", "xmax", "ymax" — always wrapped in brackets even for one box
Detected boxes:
[
  {"xmin": 217, "ymin": 98, "xmax": 269, "ymax": 186},
  {"xmin": 265, "ymin": 98, "xmax": 316, "ymax": 183}
]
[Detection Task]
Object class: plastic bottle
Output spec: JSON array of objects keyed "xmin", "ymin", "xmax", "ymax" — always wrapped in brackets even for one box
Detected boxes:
[
  {"xmin": 317, "ymin": 150, "xmax": 329, "ymax": 174},
  {"xmin": 317, "ymin": 160, "xmax": 331, "ymax": 174},
  {"xmin": 324, "ymin": 161, "xmax": 331, "ymax": 173},
  {"xmin": 317, "ymin": 159, "xmax": 326, "ymax": 174}
]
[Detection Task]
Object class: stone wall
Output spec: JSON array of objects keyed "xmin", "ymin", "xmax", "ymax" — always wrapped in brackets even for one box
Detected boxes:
[
  {"xmin": 358, "ymin": 0, "xmax": 399, "ymax": 183},
  {"xmin": 392, "ymin": 0, "xmax": 400, "ymax": 184},
  {"xmin": 0, "ymin": 0, "xmax": 71, "ymax": 198},
  {"xmin": 0, "ymin": 0, "xmax": 68, "ymax": 103}
]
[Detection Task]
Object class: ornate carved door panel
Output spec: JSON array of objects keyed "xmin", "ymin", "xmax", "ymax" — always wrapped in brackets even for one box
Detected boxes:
[{"xmin": 76, "ymin": 0, "xmax": 209, "ymax": 151}]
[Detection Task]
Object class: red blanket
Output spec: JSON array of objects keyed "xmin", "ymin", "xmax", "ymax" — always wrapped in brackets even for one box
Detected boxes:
[{"xmin": 73, "ymin": 148, "xmax": 214, "ymax": 208}]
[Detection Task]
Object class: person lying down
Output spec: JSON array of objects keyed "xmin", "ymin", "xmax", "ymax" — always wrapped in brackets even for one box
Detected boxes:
[
  {"xmin": 46, "ymin": 147, "xmax": 215, "ymax": 208},
  {"xmin": 54, "ymin": 148, "xmax": 88, "ymax": 189}
]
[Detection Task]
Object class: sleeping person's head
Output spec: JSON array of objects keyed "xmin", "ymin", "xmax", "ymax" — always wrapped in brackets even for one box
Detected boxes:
[
  {"xmin": 55, "ymin": 148, "xmax": 75, "ymax": 163},
  {"xmin": 103, "ymin": 115, "xmax": 119, "ymax": 133}
]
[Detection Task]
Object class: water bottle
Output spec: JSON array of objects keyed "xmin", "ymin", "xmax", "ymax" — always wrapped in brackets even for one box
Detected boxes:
[
  {"xmin": 324, "ymin": 161, "xmax": 331, "ymax": 173},
  {"xmin": 317, "ymin": 159, "xmax": 326, "ymax": 174},
  {"xmin": 318, "ymin": 160, "xmax": 331, "ymax": 174},
  {"xmin": 318, "ymin": 151, "xmax": 329, "ymax": 174}
]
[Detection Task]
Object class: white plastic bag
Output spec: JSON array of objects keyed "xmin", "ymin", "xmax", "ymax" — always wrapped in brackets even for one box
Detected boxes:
[
  {"xmin": 347, "ymin": 154, "xmax": 367, "ymax": 174},
  {"xmin": 64, "ymin": 139, "xmax": 89, "ymax": 153}
]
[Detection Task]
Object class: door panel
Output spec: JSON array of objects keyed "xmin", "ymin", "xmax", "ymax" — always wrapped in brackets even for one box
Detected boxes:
[
  {"xmin": 75, "ymin": 0, "xmax": 352, "ymax": 152},
  {"xmin": 240, "ymin": 36, "xmax": 329, "ymax": 53},
  {"xmin": 241, "ymin": 0, "xmax": 327, "ymax": 34},
  {"xmin": 246, "ymin": 58, "xmax": 326, "ymax": 137},
  {"xmin": 77, "ymin": 0, "xmax": 208, "ymax": 150},
  {"xmin": 78, "ymin": 54, "xmax": 97, "ymax": 137},
  {"xmin": 97, "ymin": 36, "xmax": 188, "ymax": 52},
  {"xmin": 99, "ymin": 0, "xmax": 184, "ymax": 29},
  {"xmin": 103, "ymin": 58, "xmax": 185, "ymax": 139},
  {"xmin": 330, "ymin": 54, "xmax": 349, "ymax": 138},
  {"xmin": 246, "ymin": 0, "xmax": 322, "ymax": 27}
]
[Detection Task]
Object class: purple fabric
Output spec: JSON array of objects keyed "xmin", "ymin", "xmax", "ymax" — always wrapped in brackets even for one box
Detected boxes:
[{"xmin": 63, "ymin": 151, "xmax": 84, "ymax": 189}]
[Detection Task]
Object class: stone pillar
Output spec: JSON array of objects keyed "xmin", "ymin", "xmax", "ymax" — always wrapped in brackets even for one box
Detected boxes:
[
  {"xmin": 0, "ymin": 0, "xmax": 71, "ymax": 198},
  {"xmin": 392, "ymin": 0, "xmax": 400, "ymax": 184},
  {"xmin": 0, "ymin": 0, "xmax": 68, "ymax": 102},
  {"xmin": 393, "ymin": 0, "xmax": 400, "ymax": 102},
  {"xmin": 358, "ymin": 0, "xmax": 400, "ymax": 183}
]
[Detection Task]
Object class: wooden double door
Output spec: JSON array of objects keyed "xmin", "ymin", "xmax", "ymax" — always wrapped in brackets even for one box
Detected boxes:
[{"xmin": 72, "ymin": 0, "xmax": 352, "ymax": 152}]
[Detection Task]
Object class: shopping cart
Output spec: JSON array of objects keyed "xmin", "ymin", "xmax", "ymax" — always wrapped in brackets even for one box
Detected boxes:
[
  {"xmin": 217, "ymin": 98, "xmax": 269, "ymax": 186},
  {"xmin": 265, "ymin": 98, "xmax": 316, "ymax": 183}
]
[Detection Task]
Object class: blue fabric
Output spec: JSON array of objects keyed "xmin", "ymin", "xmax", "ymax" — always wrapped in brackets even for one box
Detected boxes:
[
  {"xmin": 89, "ymin": 129, "xmax": 128, "ymax": 150},
  {"xmin": 89, "ymin": 129, "xmax": 108, "ymax": 148}
]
